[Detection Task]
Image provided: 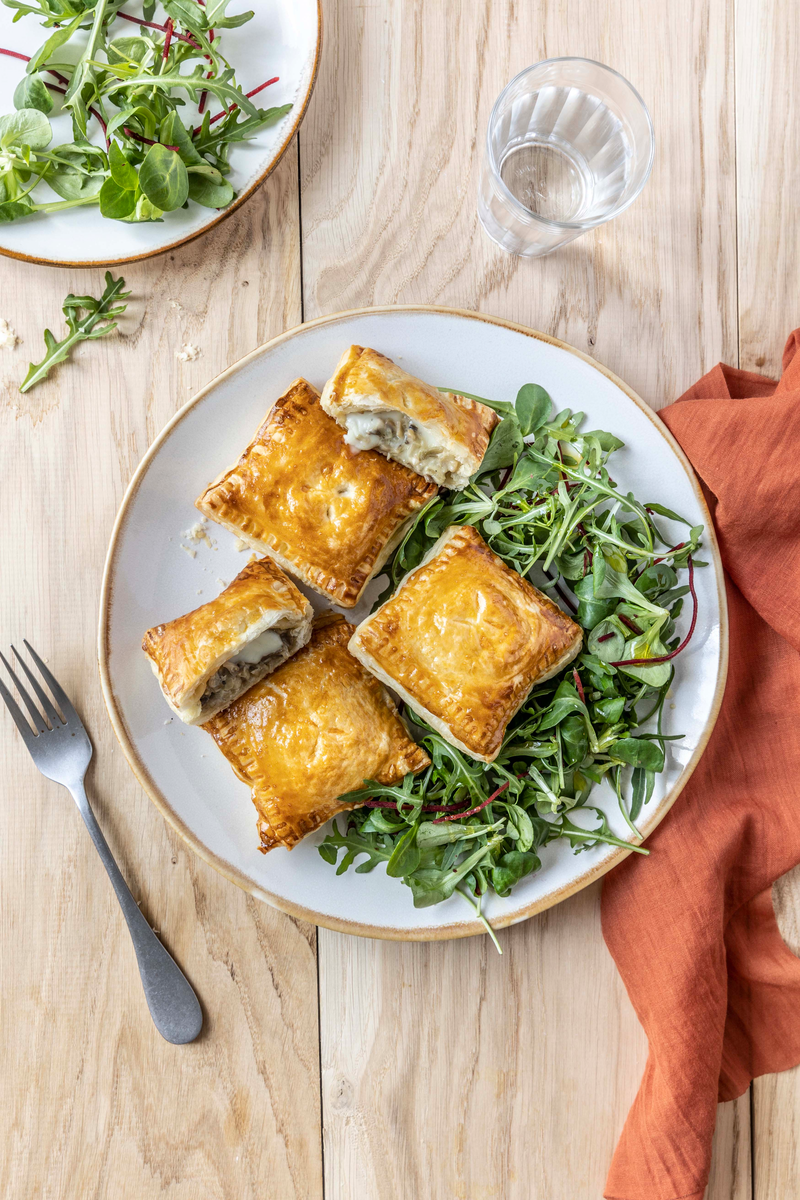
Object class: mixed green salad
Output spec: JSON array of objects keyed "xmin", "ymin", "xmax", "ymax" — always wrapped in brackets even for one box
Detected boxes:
[
  {"xmin": 0, "ymin": 1, "xmax": 290, "ymax": 225},
  {"xmin": 319, "ymin": 384, "xmax": 704, "ymax": 948}
]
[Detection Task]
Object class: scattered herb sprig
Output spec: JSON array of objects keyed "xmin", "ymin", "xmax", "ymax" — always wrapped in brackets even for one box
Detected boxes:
[
  {"xmin": 20, "ymin": 269, "xmax": 129, "ymax": 391},
  {"xmin": 0, "ymin": 1, "xmax": 291, "ymax": 225},
  {"xmin": 319, "ymin": 384, "xmax": 705, "ymax": 941}
]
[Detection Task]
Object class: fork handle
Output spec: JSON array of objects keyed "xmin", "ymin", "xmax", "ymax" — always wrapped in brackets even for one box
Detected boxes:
[{"xmin": 70, "ymin": 781, "xmax": 203, "ymax": 1044}]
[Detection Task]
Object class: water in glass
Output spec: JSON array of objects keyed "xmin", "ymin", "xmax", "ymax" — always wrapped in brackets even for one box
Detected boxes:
[{"xmin": 479, "ymin": 60, "xmax": 654, "ymax": 257}]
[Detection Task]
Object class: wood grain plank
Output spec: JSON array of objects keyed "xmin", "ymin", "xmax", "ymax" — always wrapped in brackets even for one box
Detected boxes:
[
  {"xmin": 302, "ymin": 1, "xmax": 742, "ymax": 1196},
  {"xmin": 321, "ymin": 884, "xmax": 648, "ymax": 1200},
  {"xmin": 736, "ymin": 0, "xmax": 800, "ymax": 375},
  {"xmin": 750, "ymin": 868, "xmax": 800, "ymax": 1198},
  {"xmin": 0, "ymin": 155, "xmax": 324, "ymax": 1200},
  {"xmin": 736, "ymin": 1, "xmax": 800, "ymax": 1194},
  {"xmin": 300, "ymin": 0, "xmax": 737, "ymax": 406},
  {"xmin": 707, "ymin": 1096, "xmax": 752, "ymax": 1200},
  {"xmin": 319, "ymin": 894, "xmax": 752, "ymax": 1200}
]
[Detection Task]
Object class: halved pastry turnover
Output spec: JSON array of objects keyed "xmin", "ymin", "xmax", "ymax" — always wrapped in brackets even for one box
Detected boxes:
[
  {"xmin": 142, "ymin": 557, "xmax": 313, "ymax": 725},
  {"xmin": 195, "ymin": 378, "xmax": 437, "ymax": 607},
  {"xmin": 349, "ymin": 525, "xmax": 583, "ymax": 763},
  {"xmin": 320, "ymin": 345, "xmax": 499, "ymax": 490},
  {"xmin": 205, "ymin": 613, "xmax": 430, "ymax": 851}
]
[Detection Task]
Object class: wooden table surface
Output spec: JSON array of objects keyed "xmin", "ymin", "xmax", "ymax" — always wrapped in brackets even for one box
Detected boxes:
[{"xmin": 1, "ymin": 2, "xmax": 798, "ymax": 1197}]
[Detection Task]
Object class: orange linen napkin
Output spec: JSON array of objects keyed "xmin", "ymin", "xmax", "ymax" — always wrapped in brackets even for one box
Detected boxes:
[{"xmin": 602, "ymin": 331, "xmax": 800, "ymax": 1200}]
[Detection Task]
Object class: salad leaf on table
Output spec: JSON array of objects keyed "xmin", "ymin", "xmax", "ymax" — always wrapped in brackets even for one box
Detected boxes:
[
  {"xmin": 319, "ymin": 380, "xmax": 704, "ymax": 945},
  {"xmin": 19, "ymin": 271, "xmax": 130, "ymax": 393}
]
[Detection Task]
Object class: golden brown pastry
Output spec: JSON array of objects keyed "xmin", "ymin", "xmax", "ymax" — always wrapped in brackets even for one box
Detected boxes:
[
  {"xmin": 205, "ymin": 613, "xmax": 430, "ymax": 851},
  {"xmin": 320, "ymin": 345, "xmax": 499, "ymax": 489},
  {"xmin": 195, "ymin": 378, "xmax": 438, "ymax": 607},
  {"xmin": 349, "ymin": 525, "xmax": 583, "ymax": 763},
  {"xmin": 142, "ymin": 558, "xmax": 313, "ymax": 725}
]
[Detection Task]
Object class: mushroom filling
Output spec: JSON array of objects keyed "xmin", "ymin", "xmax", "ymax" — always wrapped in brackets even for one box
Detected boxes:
[
  {"xmin": 342, "ymin": 409, "xmax": 461, "ymax": 485},
  {"xmin": 200, "ymin": 628, "xmax": 299, "ymax": 712}
]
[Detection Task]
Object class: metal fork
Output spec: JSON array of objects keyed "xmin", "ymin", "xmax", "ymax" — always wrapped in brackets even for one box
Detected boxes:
[{"xmin": 0, "ymin": 641, "xmax": 202, "ymax": 1045}]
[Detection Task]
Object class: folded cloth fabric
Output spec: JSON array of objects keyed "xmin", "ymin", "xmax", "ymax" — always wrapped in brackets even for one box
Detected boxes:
[{"xmin": 602, "ymin": 331, "xmax": 800, "ymax": 1200}]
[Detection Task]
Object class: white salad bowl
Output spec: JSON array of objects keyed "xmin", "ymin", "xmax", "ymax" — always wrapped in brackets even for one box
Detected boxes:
[{"xmin": 0, "ymin": 0, "xmax": 321, "ymax": 267}]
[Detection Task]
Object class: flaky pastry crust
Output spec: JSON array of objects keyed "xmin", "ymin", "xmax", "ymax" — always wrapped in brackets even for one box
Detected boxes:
[
  {"xmin": 205, "ymin": 613, "xmax": 430, "ymax": 851},
  {"xmin": 142, "ymin": 557, "xmax": 312, "ymax": 725},
  {"xmin": 349, "ymin": 525, "xmax": 583, "ymax": 762},
  {"xmin": 195, "ymin": 378, "xmax": 437, "ymax": 607},
  {"xmin": 320, "ymin": 345, "xmax": 499, "ymax": 488}
]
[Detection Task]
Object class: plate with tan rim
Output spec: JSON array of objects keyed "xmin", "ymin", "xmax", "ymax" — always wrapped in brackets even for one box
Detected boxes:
[
  {"xmin": 0, "ymin": 1, "xmax": 321, "ymax": 268},
  {"xmin": 99, "ymin": 307, "xmax": 728, "ymax": 941}
]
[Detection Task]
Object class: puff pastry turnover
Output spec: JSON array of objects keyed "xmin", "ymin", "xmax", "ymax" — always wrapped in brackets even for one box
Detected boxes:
[
  {"xmin": 205, "ymin": 613, "xmax": 430, "ymax": 851},
  {"xmin": 349, "ymin": 525, "xmax": 583, "ymax": 763},
  {"xmin": 195, "ymin": 378, "xmax": 437, "ymax": 608},
  {"xmin": 142, "ymin": 557, "xmax": 313, "ymax": 725},
  {"xmin": 320, "ymin": 345, "xmax": 499, "ymax": 490}
]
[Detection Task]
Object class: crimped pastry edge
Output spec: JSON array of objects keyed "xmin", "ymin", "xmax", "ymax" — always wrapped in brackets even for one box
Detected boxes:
[
  {"xmin": 208, "ymin": 612, "xmax": 431, "ymax": 850},
  {"xmin": 197, "ymin": 504, "xmax": 428, "ymax": 608},
  {"xmin": 349, "ymin": 524, "xmax": 582, "ymax": 760},
  {"xmin": 195, "ymin": 377, "xmax": 437, "ymax": 606}
]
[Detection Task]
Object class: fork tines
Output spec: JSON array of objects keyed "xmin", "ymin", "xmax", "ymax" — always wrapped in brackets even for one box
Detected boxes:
[{"xmin": 0, "ymin": 641, "xmax": 72, "ymax": 741}]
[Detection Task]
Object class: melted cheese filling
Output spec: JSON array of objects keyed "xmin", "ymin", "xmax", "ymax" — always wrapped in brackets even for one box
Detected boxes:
[
  {"xmin": 201, "ymin": 629, "xmax": 293, "ymax": 712},
  {"xmin": 230, "ymin": 629, "xmax": 284, "ymax": 664},
  {"xmin": 343, "ymin": 409, "xmax": 461, "ymax": 486}
]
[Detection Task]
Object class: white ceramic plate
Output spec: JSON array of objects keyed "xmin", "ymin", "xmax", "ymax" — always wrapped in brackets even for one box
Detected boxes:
[
  {"xmin": 99, "ymin": 307, "xmax": 728, "ymax": 940},
  {"xmin": 0, "ymin": 1, "xmax": 320, "ymax": 267}
]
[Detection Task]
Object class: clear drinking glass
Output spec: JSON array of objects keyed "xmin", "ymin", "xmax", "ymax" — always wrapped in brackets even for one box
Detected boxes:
[{"xmin": 478, "ymin": 58, "xmax": 655, "ymax": 257}]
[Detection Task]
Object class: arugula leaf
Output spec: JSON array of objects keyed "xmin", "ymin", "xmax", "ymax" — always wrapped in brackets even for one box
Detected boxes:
[
  {"xmin": 204, "ymin": 0, "xmax": 255, "ymax": 28},
  {"xmin": 0, "ymin": 1, "xmax": 292, "ymax": 228},
  {"xmin": 100, "ymin": 66, "xmax": 262, "ymax": 121},
  {"xmin": 163, "ymin": 0, "xmax": 208, "ymax": 33},
  {"xmin": 317, "ymin": 821, "xmax": 395, "ymax": 875},
  {"xmin": 315, "ymin": 380, "xmax": 702, "ymax": 930},
  {"xmin": 536, "ymin": 680, "xmax": 588, "ymax": 730},
  {"xmin": 26, "ymin": 11, "xmax": 85, "ymax": 76},
  {"xmin": 645, "ymin": 502, "xmax": 692, "ymax": 525},
  {"xmin": 416, "ymin": 818, "xmax": 505, "ymax": 850},
  {"xmin": 386, "ymin": 824, "xmax": 421, "ymax": 878},
  {"xmin": 62, "ymin": 0, "xmax": 110, "ymax": 136},
  {"xmin": 192, "ymin": 103, "xmax": 292, "ymax": 158},
  {"xmin": 19, "ymin": 272, "xmax": 130, "ymax": 394},
  {"xmin": 408, "ymin": 837, "xmax": 504, "ymax": 908},
  {"xmin": 583, "ymin": 429, "xmax": 625, "ymax": 452},
  {"xmin": 159, "ymin": 111, "xmax": 205, "ymax": 166},
  {"xmin": 437, "ymin": 384, "xmax": 516, "ymax": 417}
]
